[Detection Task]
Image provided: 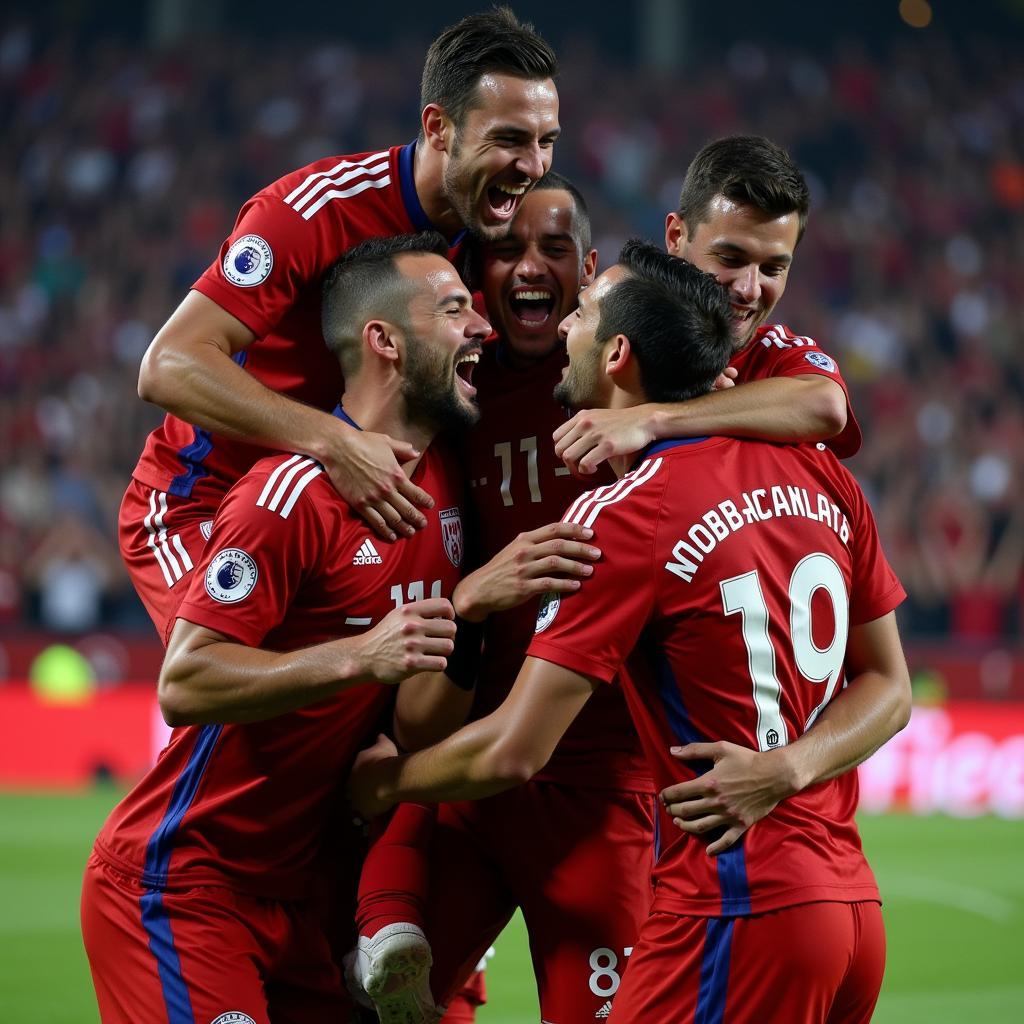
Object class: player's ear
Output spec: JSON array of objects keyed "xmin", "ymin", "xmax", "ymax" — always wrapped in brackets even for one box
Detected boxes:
[
  {"xmin": 580, "ymin": 249, "xmax": 598, "ymax": 287},
  {"xmin": 604, "ymin": 334, "xmax": 632, "ymax": 378},
  {"xmin": 364, "ymin": 320, "xmax": 401, "ymax": 363},
  {"xmin": 665, "ymin": 212, "xmax": 686, "ymax": 256},
  {"xmin": 422, "ymin": 104, "xmax": 453, "ymax": 154}
]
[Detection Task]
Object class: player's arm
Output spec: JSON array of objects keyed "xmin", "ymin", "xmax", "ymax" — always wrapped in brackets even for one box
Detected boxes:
[
  {"xmin": 662, "ymin": 611, "xmax": 911, "ymax": 854},
  {"xmin": 138, "ymin": 291, "xmax": 431, "ymax": 540},
  {"xmin": 349, "ymin": 656, "xmax": 598, "ymax": 817},
  {"xmin": 554, "ymin": 374, "xmax": 847, "ymax": 475},
  {"xmin": 158, "ymin": 598, "xmax": 456, "ymax": 726}
]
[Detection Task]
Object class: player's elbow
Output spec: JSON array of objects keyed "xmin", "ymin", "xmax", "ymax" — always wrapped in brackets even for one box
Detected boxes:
[
  {"xmin": 890, "ymin": 669, "xmax": 913, "ymax": 734},
  {"xmin": 157, "ymin": 662, "xmax": 203, "ymax": 727},
  {"xmin": 812, "ymin": 384, "xmax": 848, "ymax": 439},
  {"xmin": 478, "ymin": 739, "xmax": 549, "ymax": 787}
]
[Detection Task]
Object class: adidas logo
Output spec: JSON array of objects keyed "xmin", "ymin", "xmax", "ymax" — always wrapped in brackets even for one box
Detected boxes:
[
  {"xmin": 595, "ymin": 1001, "xmax": 613, "ymax": 1019},
  {"xmin": 352, "ymin": 539, "xmax": 383, "ymax": 565}
]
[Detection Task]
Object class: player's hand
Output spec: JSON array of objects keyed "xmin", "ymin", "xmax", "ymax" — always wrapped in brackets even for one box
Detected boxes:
[
  {"xmin": 659, "ymin": 741, "xmax": 798, "ymax": 856},
  {"xmin": 713, "ymin": 366, "xmax": 738, "ymax": 390},
  {"xmin": 322, "ymin": 425, "xmax": 434, "ymax": 541},
  {"xmin": 553, "ymin": 406, "xmax": 656, "ymax": 476},
  {"xmin": 348, "ymin": 733, "xmax": 400, "ymax": 819},
  {"xmin": 453, "ymin": 522, "xmax": 601, "ymax": 622},
  {"xmin": 358, "ymin": 599, "xmax": 456, "ymax": 684}
]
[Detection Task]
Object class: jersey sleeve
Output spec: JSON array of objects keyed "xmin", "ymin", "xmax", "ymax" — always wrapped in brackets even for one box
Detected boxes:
[
  {"xmin": 839, "ymin": 468, "xmax": 906, "ymax": 625},
  {"xmin": 192, "ymin": 192, "xmax": 343, "ymax": 339},
  {"xmin": 527, "ymin": 476, "xmax": 662, "ymax": 682},
  {"xmin": 176, "ymin": 473, "xmax": 329, "ymax": 646},
  {"xmin": 755, "ymin": 327, "xmax": 863, "ymax": 458}
]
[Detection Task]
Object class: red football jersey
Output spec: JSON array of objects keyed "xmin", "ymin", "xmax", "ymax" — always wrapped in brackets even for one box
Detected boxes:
[
  {"xmin": 133, "ymin": 143, "xmax": 462, "ymax": 501},
  {"xmin": 96, "ymin": 430, "xmax": 465, "ymax": 900},
  {"xmin": 462, "ymin": 341, "xmax": 650, "ymax": 791},
  {"xmin": 733, "ymin": 323, "xmax": 862, "ymax": 458},
  {"xmin": 529, "ymin": 436, "xmax": 905, "ymax": 917}
]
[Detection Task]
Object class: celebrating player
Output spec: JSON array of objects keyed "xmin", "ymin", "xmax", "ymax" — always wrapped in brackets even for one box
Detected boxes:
[
  {"xmin": 553, "ymin": 134, "xmax": 861, "ymax": 476},
  {"xmin": 121, "ymin": 8, "xmax": 560, "ymax": 644},
  {"xmin": 349, "ymin": 242, "xmax": 912, "ymax": 1024},
  {"xmin": 353, "ymin": 173, "xmax": 656, "ymax": 1024},
  {"xmin": 83, "ymin": 235, "xmax": 492, "ymax": 1024}
]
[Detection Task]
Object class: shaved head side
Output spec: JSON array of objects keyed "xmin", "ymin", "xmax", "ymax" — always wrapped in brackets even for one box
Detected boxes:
[{"xmin": 322, "ymin": 232, "xmax": 449, "ymax": 377}]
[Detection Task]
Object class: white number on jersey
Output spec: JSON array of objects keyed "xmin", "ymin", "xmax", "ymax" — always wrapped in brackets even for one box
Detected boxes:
[
  {"xmin": 720, "ymin": 552, "xmax": 848, "ymax": 750},
  {"xmin": 390, "ymin": 580, "xmax": 443, "ymax": 607}
]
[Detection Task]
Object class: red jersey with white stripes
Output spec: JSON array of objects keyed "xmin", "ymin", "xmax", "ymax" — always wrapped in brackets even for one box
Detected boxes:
[
  {"xmin": 529, "ymin": 436, "xmax": 904, "ymax": 917},
  {"xmin": 733, "ymin": 323, "xmax": 862, "ymax": 458},
  {"xmin": 463, "ymin": 341, "xmax": 650, "ymax": 791},
  {"xmin": 132, "ymin": 142, "xmax": 462, "ymax": 501},
  {"xmin": 96, "ymin": 427, "xmax": 465, "ymax": 899}
]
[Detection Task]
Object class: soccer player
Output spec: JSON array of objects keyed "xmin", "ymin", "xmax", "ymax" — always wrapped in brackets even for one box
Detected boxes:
[
  {"xmin": 354, "ymin": 173, "xmax": 657, "ymax": 1024},
  {"xmin": 349, "ymin": 242, "xmax": 912, "ymax": 1024},
  {"xmin": 554, "ymin": 135, "xmax": 861, "ymax": 476},
  {"xmin": 121, "ymin": 8, "xmax": 560, "ymax": 645},
  {"xmin": 81, "ymin": 234, "xmax": 536, "ymax": 1024}
]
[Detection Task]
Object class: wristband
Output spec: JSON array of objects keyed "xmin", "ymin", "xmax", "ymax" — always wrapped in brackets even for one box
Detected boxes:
[{"xmin": 445, "ymin": 615, "xmax": 484, "ymax": 691}]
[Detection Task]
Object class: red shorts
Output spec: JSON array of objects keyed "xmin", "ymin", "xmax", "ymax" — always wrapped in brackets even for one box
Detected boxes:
[
  {"xmin": 81, "ymin": 852, "xmax": 351, "ymax": 1024},
  {"xmin": 423, "ymin": 780, "xmax": 657, "ymax": 1023},
  {"xmin": 118, "ymin": 479, "xmax": 218, "ymax": 644},
  {"xmin": 608, "ymin": 901, "xmax": 885, "ymax": 1024}
]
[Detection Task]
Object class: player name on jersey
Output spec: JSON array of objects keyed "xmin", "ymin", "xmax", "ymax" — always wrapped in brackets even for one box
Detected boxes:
[{"xmin": 665, "ymin": 477, "xmax": 852, "ymax": 584}]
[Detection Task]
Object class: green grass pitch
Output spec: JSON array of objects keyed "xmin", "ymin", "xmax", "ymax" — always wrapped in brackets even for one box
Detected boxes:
[{"xmin": 2, "ymin": 788, "xmax": 1022, "ymax": 1023}]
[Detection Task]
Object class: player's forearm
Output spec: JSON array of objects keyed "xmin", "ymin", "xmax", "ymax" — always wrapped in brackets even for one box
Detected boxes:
[
  {"xmin": 393, "ymin": 671, "xmax": 475, "ymax": 751},
  {"xmin": 650, "ymin": 377, "xmax": 846, "ymax": 444},
  {"xmin": 141, "ymin": 338, "xmax": 347, "ymax": 461},
  {"xmin": 158, "ymin": 634, "xmax": 368, "ymax": 726},
  {"xmin": 780, "ymin": 670, "xmax": 912, "ymax": 792},
  {"xmin": 373, "ymin": 716, "xmax": 540, "ymax": 807}
]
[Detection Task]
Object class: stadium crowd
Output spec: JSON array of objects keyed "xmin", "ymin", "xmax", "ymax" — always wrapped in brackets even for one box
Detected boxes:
[{"xmin": 1, "ymin": 17, "xmax": 1021, "ymax": 640}]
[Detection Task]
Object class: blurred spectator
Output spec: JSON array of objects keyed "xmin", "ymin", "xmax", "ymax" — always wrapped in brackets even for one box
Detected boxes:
[{"xmin": 0, "ymin": 16, "xmax": 1021, "ymax": 639}]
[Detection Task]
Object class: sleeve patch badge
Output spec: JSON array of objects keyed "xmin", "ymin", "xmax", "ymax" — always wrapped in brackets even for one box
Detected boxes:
[
  {"xmin": 205, "ymin": 548, "xmax": 258, "ymax": 603},
  {"xmin": 222, "ymin": 234, "xmax": 273, "ymax": 287},
  {"xmin": 804, "ymin": 351, "xmax": 837, "ymax": 372},
  {"xmin": 534, "ymin": 591, "xmax": 561, "ymax": 634}
]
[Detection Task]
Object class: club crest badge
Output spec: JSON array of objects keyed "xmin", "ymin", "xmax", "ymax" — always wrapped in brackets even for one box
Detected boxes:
[
  {"xmin": 439, "ymin": 508, "xmax": 463, "ymax": 567},
  {"xmin": 535, "ymin": 591, "xmax": 560, "ymax": 634},
  {"xmin": 210, "ymin": 1014, "xmax": 257, "ymax": 1024},
  {"xmin": 222, "ymin": 234, "xmax": 273, "ymax": 287},
  {"xmin": 205, "ymin": 548, "xmax": 258, "ymax": 603}
]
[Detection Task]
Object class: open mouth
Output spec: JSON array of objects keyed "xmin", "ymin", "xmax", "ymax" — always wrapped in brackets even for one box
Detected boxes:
[
  {"xmin": 455, "ymin": 349, "xmax": 480, "ymax": 395},
  {"xmin": 732, "ymin": 306, "xmax": 757, "ymax": 326},
  {"xmin": 486, "ymin": 182, "xmax": 528, "ymax": 221},
  {"xmin": 508, "ymin": 287, "xmax": 556, "ymax": 329}
]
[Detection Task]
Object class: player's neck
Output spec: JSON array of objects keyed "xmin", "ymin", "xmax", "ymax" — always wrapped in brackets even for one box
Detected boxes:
[
  {"xmin": 608, "ymin": 390, "xmax": 647, "ymax": 479},
  {"xmin": 412, "ymin": 141, "xmax": 463, "ymax": 239},
  {"xmin": 340, "ymin": 387, "xmax": 436, "ymax": 472}
]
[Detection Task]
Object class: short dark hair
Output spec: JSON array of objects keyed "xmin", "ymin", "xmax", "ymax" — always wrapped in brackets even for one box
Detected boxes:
[
  {"xmin": 533, "ymin": 170, "xmax": 592, "ymax": 253},
  {"xmin": 421, "ymin": 7, "xmax": 558, "ymax": 130},
  {"xmin": 322, "ymin": 232, "xmax": 449, "ymax": 376},
  {"xmin": 678, "ymin": 135, "xmax": 810, "ymax": 243},
  {"xmin": 595, "ymin": 239, "xmax": 733, "ymax": 403}
]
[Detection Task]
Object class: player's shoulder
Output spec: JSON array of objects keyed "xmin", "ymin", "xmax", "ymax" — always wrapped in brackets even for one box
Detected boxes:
[
  {"xmin": 229, "ymin": 452, "xmax": 335, "ymax": 521},
  {"xmin": 561, "ymin": 451, "xmax": 674, "ymax": 533},
  {"xmin": 749, "ymin": 323, "xmax": 841, "ymax": 373},
  {"xmin": 752, "ymin": 322, "xmax": 826, "ymax": 351}
]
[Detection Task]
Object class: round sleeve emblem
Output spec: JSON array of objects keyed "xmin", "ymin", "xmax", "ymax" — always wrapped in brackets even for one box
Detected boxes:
[
  {"xmin": 222, "ymin": 234, "xmax": 273, "ymax": 287},
  {"xmin": 205, "ymin": 548, "xmax": 258, "ymax": 603},
  {"xmin": 804, "ymin": 351, "xmax": 837, "ymax": 372},
  {"xmin": 534, "ymin": 591, "xmax": 561, "ymax": 634}
]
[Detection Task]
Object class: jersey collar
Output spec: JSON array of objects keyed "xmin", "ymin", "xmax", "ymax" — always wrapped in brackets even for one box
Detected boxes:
[
  {"xmin": 332, "ymin": 404, "xmax": 362, "ymax": 430},
  {"xmin": 399, "ymin": 141, "xmax": 467, "ymax": 246},
  {"xmin": 632, "ymin": 436, "xmax": 709, "ymax": 470}
]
